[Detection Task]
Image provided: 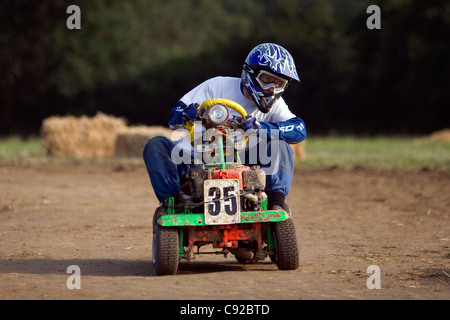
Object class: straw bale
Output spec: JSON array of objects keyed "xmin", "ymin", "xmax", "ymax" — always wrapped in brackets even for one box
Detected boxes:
[
  {"xmin": 42, "ymin": 112, "xmax": 127, "ymax": 158},
  {"xmin": 291, "ymin": 140, "xmax": 306, "ymax": 161},
  {"xmin": 114, "ymin": 125, "xmax": 184, "ymax": 157},
  {"xmin": 42, "ymin": 111, "xmax": 307, "ymax": 160},
  {"xmin": 428, "ymin": 129, "xmax": 450, "ymax": 142}
]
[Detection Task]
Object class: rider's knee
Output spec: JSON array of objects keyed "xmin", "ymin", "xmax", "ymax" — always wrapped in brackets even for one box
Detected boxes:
[{"xmin": 143, "ymin": 136, "xmax": 172, "ymax": 159}]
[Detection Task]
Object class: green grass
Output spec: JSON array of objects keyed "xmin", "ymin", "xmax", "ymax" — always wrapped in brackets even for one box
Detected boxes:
[
  {"xmin": 0, "ymin": 135, "xmax": 449, "ymax": 171},
  {"xmin": 300, "ymin": 136, "xmax": 450, "ymax": 171},
  {"xmin": 0, "ymin": 136, "xmax": 46, "ymax": 160}
]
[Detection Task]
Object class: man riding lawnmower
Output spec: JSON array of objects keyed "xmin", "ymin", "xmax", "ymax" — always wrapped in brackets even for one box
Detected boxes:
[
  {"xmin": 143, "ymin": 43, "xmax": 306, "ymax": 275},
  {"xmin": 144, "ymin": 43, "xmax": 306, "ymax": 211}
]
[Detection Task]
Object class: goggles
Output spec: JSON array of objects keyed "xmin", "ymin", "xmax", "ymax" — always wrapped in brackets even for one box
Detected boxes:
[{"xmin": 255, "ymin": 70, "xmax": 289, "ymax": 95}]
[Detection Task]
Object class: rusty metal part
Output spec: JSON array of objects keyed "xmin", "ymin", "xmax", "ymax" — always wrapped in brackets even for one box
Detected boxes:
[
  {"xmin": 228, "ymin": 247, "xmax": 255, "ymax": 260},
  {"xmin": 189, "ymin": 164, "xmax": 207, "ymax": 201},
  {"xmin": 243, "ymin": 167, "xmax": 266, "ymax": 190},
  {"xmin": 186, "ymin": 223, "xmax": 263, "ymax": 250}
]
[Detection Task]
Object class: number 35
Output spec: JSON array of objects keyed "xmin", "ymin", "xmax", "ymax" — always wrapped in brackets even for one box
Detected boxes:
[{"xmin": 207, "ymin": 186, "xmax": 237, "ymax": 216}]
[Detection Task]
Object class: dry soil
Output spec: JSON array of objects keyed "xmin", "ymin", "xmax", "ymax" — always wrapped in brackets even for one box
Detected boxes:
[{"xmin": 0, "ymin": 162, "xmax": 449, "ymax": 299}]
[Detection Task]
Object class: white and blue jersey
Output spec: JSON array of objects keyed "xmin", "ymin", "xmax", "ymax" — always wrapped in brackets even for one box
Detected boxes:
[{"xmin": 168, "ymin": 76, "xmax": 306, "ymax": 144}]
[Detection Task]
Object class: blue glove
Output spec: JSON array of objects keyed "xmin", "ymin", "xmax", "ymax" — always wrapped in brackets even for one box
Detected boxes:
[
  {"xmin": 182, "ymin": 103, "xmax": 200, "ymax": 123},
  {"xmin": 242, "ymin": 115, "xmax": 260, "ymax": 134}
]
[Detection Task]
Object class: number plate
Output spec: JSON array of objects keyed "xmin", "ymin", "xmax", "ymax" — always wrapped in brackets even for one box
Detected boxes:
[{"xmin": 204, "ymin": 179, "xmax": 240, "ymax": 225}]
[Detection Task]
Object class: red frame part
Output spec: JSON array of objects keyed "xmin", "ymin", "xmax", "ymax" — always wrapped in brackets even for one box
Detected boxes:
[{"xmin": 187, "ymin": 223, "xmax": 262, "ymax": 249}]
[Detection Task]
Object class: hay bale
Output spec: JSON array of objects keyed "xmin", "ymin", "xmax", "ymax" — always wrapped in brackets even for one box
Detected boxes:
[
  {"xmin": 42, "ymin": 112, "xmax": 127, "ymax": 158},
  {"xmin": 114, "ymin": 125, "xmax": 184, "ymax": 157},
  {"xmin": 291, "ymin": 140, "xmax": 306, "ymax": 161},
  {"xmin": 42, "ymin": 112, "xmax": 307, "ymax": 160},
  {"xmin": 428, "ymin": 129, "xmax": 450, "ymax": 142}
]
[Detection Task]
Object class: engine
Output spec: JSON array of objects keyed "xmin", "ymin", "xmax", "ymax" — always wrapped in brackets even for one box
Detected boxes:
[{"xmin": 187, "ymin": 164, "xmax": 267, "ymax": 211}]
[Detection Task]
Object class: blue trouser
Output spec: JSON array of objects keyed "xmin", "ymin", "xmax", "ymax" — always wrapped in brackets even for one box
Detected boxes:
[{"xmin": 143, "ymin": 136, "xmax": 294, "ymax": 203}]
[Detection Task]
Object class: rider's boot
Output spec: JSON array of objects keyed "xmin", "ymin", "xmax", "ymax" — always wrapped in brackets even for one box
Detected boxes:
[{"xmin": 268, "ymin": 191, "xmax": 285, "ymax": 210}]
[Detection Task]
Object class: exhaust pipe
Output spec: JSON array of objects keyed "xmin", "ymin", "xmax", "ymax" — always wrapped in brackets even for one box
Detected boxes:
[{"xmin": 229, "ymin": 248, "xmax": 254, "ymax": 261}]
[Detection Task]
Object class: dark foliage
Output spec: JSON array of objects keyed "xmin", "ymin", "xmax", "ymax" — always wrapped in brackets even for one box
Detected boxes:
[{"xmin": 1, "ymin": 0, "xmax": 448, "ymax": 136}]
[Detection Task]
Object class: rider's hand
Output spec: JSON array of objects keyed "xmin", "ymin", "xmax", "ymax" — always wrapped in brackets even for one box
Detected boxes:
[
  {"xmin": 182, "ymin": 103, "xmax": 200, "ymax": 123},
  {"xmin": 242, "ymin": 115, "xmax": 260, "ymax": 134}
]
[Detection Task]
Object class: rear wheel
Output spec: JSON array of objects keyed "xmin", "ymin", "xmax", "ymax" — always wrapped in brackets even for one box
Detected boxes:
[
  {"xmin": 273, "ymin": 218, "xmax": 299, "ymax": 270},
  {"xmin": 152, "ymin": 213, "xmax": 179, "ymax": 275}
]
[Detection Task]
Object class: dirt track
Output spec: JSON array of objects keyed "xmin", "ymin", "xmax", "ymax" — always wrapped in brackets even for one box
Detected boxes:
[{"xmin": 0, "ymin": 162, "xmax": 449, "ymax": 300}]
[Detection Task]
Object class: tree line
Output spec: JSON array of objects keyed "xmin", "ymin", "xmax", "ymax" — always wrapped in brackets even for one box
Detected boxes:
[{"xmin": 1, "ymin": 0, "xmax": 448, "ymax": 136}]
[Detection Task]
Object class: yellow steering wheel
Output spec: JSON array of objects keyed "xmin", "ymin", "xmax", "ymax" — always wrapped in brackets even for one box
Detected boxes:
[{"xmin": 185, "ymin": 98, "xmax": 248, "ymax": 142}]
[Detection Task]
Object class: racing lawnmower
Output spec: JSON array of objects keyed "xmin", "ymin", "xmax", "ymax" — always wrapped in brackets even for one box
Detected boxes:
[{"xmin": 152, "ymin": 98, "xmax": 299, "ymax": 275}]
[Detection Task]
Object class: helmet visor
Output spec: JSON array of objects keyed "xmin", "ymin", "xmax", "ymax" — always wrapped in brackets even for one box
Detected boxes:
[{"xmin": 255, "ymin": 70, "xmax": 289, "ymax": 95}]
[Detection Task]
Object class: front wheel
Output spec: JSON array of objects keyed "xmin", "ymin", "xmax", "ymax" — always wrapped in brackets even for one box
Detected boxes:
[
  {"xmin": 152, "ymin": 213, "xmax": 179, "ymax": 275},
  {"xmin": 273, "ymin": 219, "xmax": 299, "ymax": 270}
]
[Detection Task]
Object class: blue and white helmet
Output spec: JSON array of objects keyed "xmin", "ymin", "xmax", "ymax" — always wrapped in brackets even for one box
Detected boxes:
[{"xmin": 241, "ymin": 43, "xmax": 300, "ymax": 113}]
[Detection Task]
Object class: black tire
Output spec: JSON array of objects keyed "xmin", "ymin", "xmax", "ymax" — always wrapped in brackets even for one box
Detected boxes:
[
  {"xmin": 273, "ymin": 218, "xmax": 299, "ymax": 270},
  {"xmin": 152, "ymin": 213, "xmax": 179, "ymax": 275}
]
